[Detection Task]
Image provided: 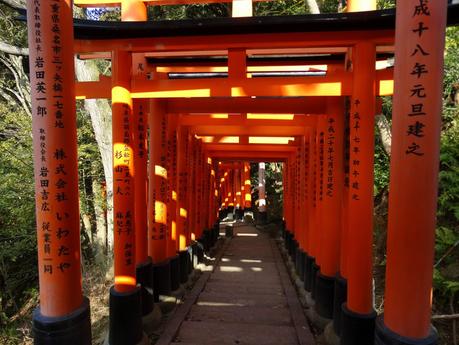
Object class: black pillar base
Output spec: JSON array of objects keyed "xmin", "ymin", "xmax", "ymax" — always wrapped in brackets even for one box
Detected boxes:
[
  {"xmin": 311, "ymin": 261, "xmax": 320, "ymax": 300},
  {"xmin": 108, "ymin": 286, "xmax": 143, "ymax": 345},
  {"xmin": 285, "ymin": 231, "xmax": 292, "ymax": 252},
  {"xmin": 152, "ymin": 259, "xmax": 171, "ymax": 301},
  {"xmin": 296, "ymin": 249, "xmax": 306, "ymax": 280},
  {"xmin": 333, "ymin": 273, "xmax": 347, "ymax": 336},
  {"xmin": 178, "ymin": 250, "xmax": 189, "ymax": 284},
  {"xmin": 258, "ymin": 211, "xmax": 268, "ymax": 224},
  {"xmin": 219, "ymin": 209, "xmax": 227, "ymax": 220},
  {"xmin": 33, "ymin": 297, "xmax": 91, "ymax": 345},
  {"xmin": 201, "ymin": 229, "xmax": 210, "ymax": 252},
  {"xmin": 375, "ymin": 315, "xmax": 438, "ymax": 345},
  {"xmin": 169, "ymin": 254, "xmax": 181, "ymax": 292},
  {"xmin": 191, "ymin": 242, "xmax": 199, "ymax": 268},
  {"xmin": 291, "ymin": 240, "xmax": 299, "ymax": 264},
  {"xmin": 303, "ymin": 254, "xmax": 314, "ymax": 292},
  {"xmin": 136, "ymin": 258, "xmax": 154, "ymax": 316},
  {"xmin": 314, "ymin": 272, "xmax": 335, "ymax": 319},
  {"xmin": 213, "ymin": 222, "xmax": 220, "ymax": 243},
  {"xmin": 187, "ymin": 246, "xmax": 193, "ymax": 274},
  {"xmin": 340, "ymin": 303, "xmax": 376, "ymax": 345},
  {"xmin": 196, "ymin": 242, "xmax": 204, "ymax": 263}
]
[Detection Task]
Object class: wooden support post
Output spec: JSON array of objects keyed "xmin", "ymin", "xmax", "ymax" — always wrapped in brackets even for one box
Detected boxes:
[
  {"xmin": 121, "ymin": 0, "xmax": 147, "ymax": 21},
  {"xmin": 376, "ymin": 2, "xmax": 447, "ymax": 345},
  {"xmin": 315, "ymin": 115, "xmax": 326, "ymax": 269},
  {"xmin": 295, "ymin": 136, "xmax": 307, "ymax": 284},
  {"xmin": 177, "ymin": 126, "xmax": 191, "ymax": 284},
  {"xmin": 258, "ymin": 162, "xmax": 267, "ymax": 223},
  {"xmin": 315, "ymin": 98, "xmax": 345, "ymax": 320},
  {"xmin": 133, "ymin": 98, "xmax": 155, "ymax": 318},
  {"xmin": 110, "ymin": 49, "xmax": 145, "ymax": 344},
  {"xmin": 132, "ymin": 51, "xmax": 154, "ymax": 320},
  {"xmin": 340, "ymin": 41, "xmax": 377, "ymax": 345},
  {"xmin": 167, "ymin": 113, "xmax": 181, "ymax": 292},
  {"xmin": 244, "ymin": 162, "xmax": 252, "ymax": 209},
  {"xmin": 148, "ymin": 99, "xmax": 172, "ymax": 297},
  {"xmin": 305, "ymin": 125, "xmax": 318, "ymax": 293},
  {"xmin": 27, "ymin": 1, "xmax": 91, "ymax": 343}
]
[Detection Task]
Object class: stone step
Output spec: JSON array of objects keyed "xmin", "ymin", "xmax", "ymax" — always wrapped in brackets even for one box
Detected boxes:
[
  {"xmin": 186, "ymin": 304, "xmax": 292, "ymax": 326},
  {"xmin": 174, "ymin": 320, "xmax": 299, "ymax": 345}
]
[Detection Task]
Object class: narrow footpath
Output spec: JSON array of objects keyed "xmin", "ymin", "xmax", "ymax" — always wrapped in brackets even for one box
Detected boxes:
[{"xmin": 158, "ymin": 224, "xmax": 315, "ymax": 345}]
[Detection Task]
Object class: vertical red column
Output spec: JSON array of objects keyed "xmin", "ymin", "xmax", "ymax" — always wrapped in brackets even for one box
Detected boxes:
[
  {"xmin": 109, "ymin": 49, "xmax": 146, "ymax": 344},
  {"xmin": 376, "ymin": 2, "xmax": 447, "ymax": 345},
  {"xmin": 314, "ymin": 97, "xmax": 345, "ymax": 321},
  {"xmin": 27, "ymin": 1, "xmax": 91, "ymax": 343},
  {"xmin": 295, "ymin": 136, "xmax": 308, "ymax": 286},
  {"xmin": 148, "ymin": 99, "xmax": 172, "ymax": 297},
  {"xmin": 244, "ymin": 162, "xmax": 252, "ymax": 209},
  {"xmin": 312, "ymin": 115, "xmax": 326, "ymax": 303},
  {"xmin": 176, "ymin": 125, "xmax": 191, "ymax": 284},
  {"xmin": 340, "ymin": 3, "xmax": 377, "ymax": 344},
  {"xmin": 340, "ymin": 41, "xmax": 377, "ymax": 345},
  {"xmin": 304, "ymin": 125, "xmax": 317, "ymax": 293},
  {"xmin": 258, "ymin": 162, "xmax": 267, "ymax": 223},
  {"xmin": 167, "ymin": 113, "xmax": 182, "ymax": 292},
  {"xmin": 112, "ymin": 50, "xmax": 136, "ymax": 292}
]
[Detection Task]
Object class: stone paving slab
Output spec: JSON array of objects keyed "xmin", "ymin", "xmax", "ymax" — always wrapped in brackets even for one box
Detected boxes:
[
  {"xmin": 159, "ymin": 224, "xmax": 315, "ymax": 345},
  {"xmin": 175, "ymin": 320, "xmax": 299, "ymax": 345},
  {"xmin": 186, "ymin": 304, "xmax": 292, "ymax": 325},
  {"xmin": 196, "ymin": 290, "xmax": 288, "ymax": 307},
  {"xmin": 203, "ymin": 281, "xmax": 284, "ymax": 296}
]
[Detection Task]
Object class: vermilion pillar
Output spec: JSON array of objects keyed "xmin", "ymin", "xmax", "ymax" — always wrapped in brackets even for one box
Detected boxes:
[
  {"xmin": 305, "ymin": 124, "xmax": 318, "ymax": 294},
  {"xmin": 315, "ymin": 115, "xmax": 326, "ymax": 269},
  {"xmin": 149, "ymin": 99, "xmax": 172, "ymax": 297},
  {"xmin": 109, "ymin": 49, "xmax": 145, "ymax": 345},
  {"xmin": 177, "ymin": 125, "xmax": 191, "ymax": 284},
  {"xmin": 340, "ymin": 41, "xmax": 377, "ymax": 345},
  {"xmin": 303, "ymin": 126, "xmax": 315, "ymax": 293},
  {"xmin": 133, "ymin": 98, "xmax": 155, "ymax": 320},
  {"xmin": 315, "ymin": 98, "xmax": 345, "ymax": 320},
  {"xmin": 27, "ymin": 1, "xmax": 91, "ymax": 343},
  {"xmin": 235, "ymin": 163, "xmax": 243, "ymax": 219},
  {"xmin": 121, "ymin": 0, "xmax": 147, "ymax": 21},
  {"xmin": 258, "ymin": 162, "xmax": 267, "ymax": 223},
  {"xmin": 167, "ymin": 113, "xmax": 181, "ymax": 292},
  {"xmin": 376, "ymin": 2, "xmax": 447, "ymax": 345},
  {"xmin": 243, "ymin": 162, "xmax": 252, "ymax": 209},
  {"xmin": 295, "ymin": 136, "xmax": 308, "ymax": 283}
]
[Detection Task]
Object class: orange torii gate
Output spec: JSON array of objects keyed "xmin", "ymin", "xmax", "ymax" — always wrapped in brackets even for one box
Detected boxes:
[{"xmin": 24, "ymin": 0, "xmax": 457, "ymax": 345}]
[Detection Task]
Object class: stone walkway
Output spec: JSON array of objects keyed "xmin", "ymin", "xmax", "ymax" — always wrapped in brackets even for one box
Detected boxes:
[{"xmin": 159, "ymin": 224, "xmax": 315, "ymax": 345}]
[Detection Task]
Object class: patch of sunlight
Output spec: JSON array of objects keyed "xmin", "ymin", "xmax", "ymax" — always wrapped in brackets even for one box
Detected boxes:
[
  {"xmin": 240, "ymin": 259, "xmax": 262, "ymax": 263},
  {"xmin": 250, "ymin": 267, "xmax": 263, "ymax": 272},
  {"xmin": 236, "ymin": 233, "xmax": 258, "ymax": 237},
  {"xmin": 221, "ymin": 257, "xmax": 231, "ymax": 262},
  {"xmin": 197, "ymin": 302, "xmax": 245, "ymax": 307},
  {"xmin": 219, "ymin": 266, "xmax": 243, "ymax": 272}
]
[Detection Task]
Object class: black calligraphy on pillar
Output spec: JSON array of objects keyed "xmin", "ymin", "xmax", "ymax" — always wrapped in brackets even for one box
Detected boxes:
[
  {"xmin": 350, "ymin": 99, "xmax": 361, "ymax": 201},
  {"xmin": 405, "ymin": 0, "xmax": 431, "ymax": 157},
  {"xmin": 326, "ymin": 116, "xmax": 335, "ymax": 197},
  {"xmin": 319, "ymin": 131, "xmax": 325, "ymax": 202}
]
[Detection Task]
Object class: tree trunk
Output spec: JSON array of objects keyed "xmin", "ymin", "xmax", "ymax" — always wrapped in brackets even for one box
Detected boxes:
[
  {"xmin": 75, "ymin": 58, "xmax": 114, "ymax": 251},
  {"xmin": 375, "ymin": 113, "xmax": 392, "ymax": 156},
  {"xmin": 306, "ymin": 0, "xmax": 320, "ymax": 14},
  {"xmin": 92, "ymin": 167, "xmax": 108, "ymax": 262}
]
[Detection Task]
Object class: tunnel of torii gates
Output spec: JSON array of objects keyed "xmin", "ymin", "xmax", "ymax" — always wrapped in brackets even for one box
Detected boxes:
[{"xmin": 23, "ymin": 0, "xmax": 459, "ymax": 345}]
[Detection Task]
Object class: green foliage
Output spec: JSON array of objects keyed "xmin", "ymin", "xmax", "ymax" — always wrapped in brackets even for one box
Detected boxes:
[
  {"xmin": 255, "ymin": 0, "xmax": 306, "ymax": 16},
  {"xmin": 264, "ymin": 163, "xmax": 284, "ymax": 222},
  {"xmin": 0, "ymin": 103, "xmax": 37, "ymax": 322}
]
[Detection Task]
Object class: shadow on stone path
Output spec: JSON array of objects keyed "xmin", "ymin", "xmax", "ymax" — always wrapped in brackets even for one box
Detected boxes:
[{"xmin": 166, "ymin": 224, "xmax": 315, "ymax": 345}]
